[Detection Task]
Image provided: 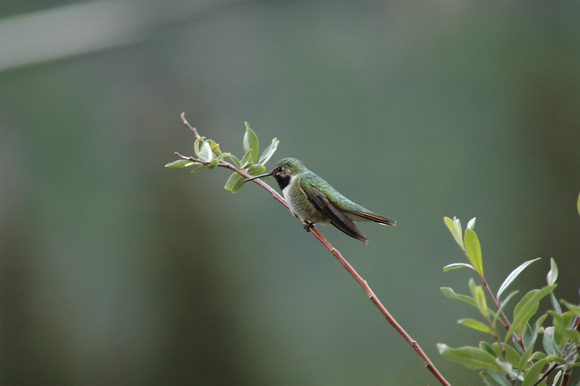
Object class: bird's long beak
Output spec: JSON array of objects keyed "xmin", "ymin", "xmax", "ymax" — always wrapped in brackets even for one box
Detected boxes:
[{"xmin": 243, "ymin": 171, "xmax": 272, "ymax": 183}]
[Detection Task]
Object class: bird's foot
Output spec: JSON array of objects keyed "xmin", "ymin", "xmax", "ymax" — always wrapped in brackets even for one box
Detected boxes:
[{"xmin": 303, "ymin": 221, "xmax": 314, "ymax": 232}]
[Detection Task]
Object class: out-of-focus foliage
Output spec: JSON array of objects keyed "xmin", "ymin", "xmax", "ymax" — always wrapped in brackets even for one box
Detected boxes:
[
  {"xmin": 1, "ymin": 1, "xmax": 579, "ymax": 384},
  {"xmin": 440, "ymin": 212, "xmax": 579, "ymax": 385}
]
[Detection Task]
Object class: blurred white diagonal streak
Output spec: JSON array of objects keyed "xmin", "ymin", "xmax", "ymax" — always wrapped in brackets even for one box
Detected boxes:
[{"xmin": 0, "ymin": 0, "xmax": 234, "ymax": 72}]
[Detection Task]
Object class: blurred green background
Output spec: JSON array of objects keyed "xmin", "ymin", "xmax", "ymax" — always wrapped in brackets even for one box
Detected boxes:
[{"xmin": 1, "ymin": 1, "xmax": 579, "ymax": 385}]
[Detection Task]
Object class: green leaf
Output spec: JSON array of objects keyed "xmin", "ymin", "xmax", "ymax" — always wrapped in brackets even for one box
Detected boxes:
[
  {"xmin": 506, "ymin": 284, "xmax": 557, "ymax": 340},
  {"xmin": 546, "ymin": 258, "xmax": 558, "ymax": 285},
  {"xmin": 165, "ymin": 159, "xmax": 195, "ymax": 168},
  {"xmin": 441, "ymin": 287, "xmax": 477, "ymax": 308},
  {"xmin": 548, "ymin": 310, "xmax": 580, "ymax": 345},
  {"xmin": 542, "ymin": 327, "xmax": 560, "ymax": 356},
  {"xmin": 474, "ymin": 285, "xmax": 489, "ymax": 320},
  {"xmin": 577, "ymin": 192, "xmax": 580, "ymax": 216},
  {"xmin": 546, "ymin": 258, "xmax": 562, "ymax": 314},
  {"xmin": 522, "ymin": 358, "xmax": 549, "ymax": 386},
  {"xmin": 443, "ymin": 263, "xmax": 475, "ymax": 272},
  {"xmin": 492, "ymin": 290, "xmax": 519, "ymax": 328},
  {"xmin": 208, "ymin": 139, "xmax": 221, "ymax": 156},
  {"xmin": 530, "ymin": 351, "xmax": 547, "ymax": 361},
  {"xmin": 494, "ymin": 358, "xmax": 513, "ymax": 376},
  {"xmin": 226, "ymin": 154, "xmax": 242, "ymax": 168},
  {"xmin": 550, "ymin": 292, "xmax": 562, "ymax": 315},
  {"xmin": 258, "ymin": 137, "xmax": 280, "ymax": 165},
  {"xmin": 241, "ymin": 148, "xmax": 254, "ymax": 168},
  {"xmin": 498, "ymin": 343, "xmax": 523, "ymax": 368},
  {"xmin": 224, "ymin": 172, "xmax": 243, "ymax": 191},
  {"xmin": 480, "ymin": 370, "xmax": 511, "ymax": 386},
  {"xmin": 200, "ymin": 141, "xmax": 213, "ymax": 162},
  {"xmin": 517, "ymin": 332, "xmax": 535, "ymax": 373},
  {"xmin": 246, "ymin": 164, "xmax": 266, "ymax": 176},
  {"xmin": 521, "ymin": 318, "xmax": 542, "ymax": 354},
  {"xmin": 458, "ymin": 318, "xmax": 493, "ymax": 333},
  {"xmin": 467, "ymin": 217, "xmax": 476, "ymax": 230},
  {"xmin": 553, "ymin": 371, "xmax": 563, "ymax": 386},
  {"xmin": 479, "ymin": 341, "xmax": 497, "ymax": 357},
  {"xmin": 437, "ymin": 344, "xmax": 503, "ymax": 371},
  {"xmin": 193, "ymin": 136, "xmax": 205, "ymax": 158},
  {"xmin": 497, "ymin": 258, "xmax": 541, "ymax": 300},
  {"xmin": 191, "ymin": 164, "xmax": 210, "ymax": 173},
  {"xmin": 464, "ymin": 228, "xmax": 483, "ymax": 275},
  {"xmin": 243, "ymin": 122, "xmax": 259, "ymax": 163},
  {"xmin": 231, "ymin": 174, "xmax": 246, "ymax": 193},
  {"xmin": 561, "ymin": 300, "xmax": 580, "ymax": 315},
  {"xmin": 444, "ymin": 216, "xmax": 464, "ymax": 250}
]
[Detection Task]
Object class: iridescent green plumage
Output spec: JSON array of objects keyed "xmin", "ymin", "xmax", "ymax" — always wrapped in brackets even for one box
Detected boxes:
[{"xmin": 245, "ymin": 158, "xmax": 396, "ymax": 244}]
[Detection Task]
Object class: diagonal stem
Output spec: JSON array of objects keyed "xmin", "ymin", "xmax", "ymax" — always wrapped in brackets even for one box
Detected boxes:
[
  {"xmin": 307, "ymin": 226, "xmax": 450, "ymax": 386},
  {"xmin": 177, "ymin": 113, "xmax": 451, "ymax": 386}
]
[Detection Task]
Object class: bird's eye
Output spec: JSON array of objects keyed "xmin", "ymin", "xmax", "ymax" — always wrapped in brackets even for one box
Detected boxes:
[{"xmin": 276, "ymin": 167, "xmax": 282, "ymax": 172}]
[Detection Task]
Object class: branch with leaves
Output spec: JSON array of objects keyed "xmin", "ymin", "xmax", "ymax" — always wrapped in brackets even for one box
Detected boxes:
[
  {"xmin": 166, "ymin": 113, "xmax": 451, "ymax": 386},
  {"xmin": 438, "ymin": 212, "xmax": 580, "ymax": 386}
]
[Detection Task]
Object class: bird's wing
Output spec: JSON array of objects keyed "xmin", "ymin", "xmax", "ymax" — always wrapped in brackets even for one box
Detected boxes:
[
  {"xmin": 349, "ymin": 211, "xmax": 397, "ymax": 226},
  {"xmin": 300, "ymin": 176, "xmax": 368, "ymax": 244}
]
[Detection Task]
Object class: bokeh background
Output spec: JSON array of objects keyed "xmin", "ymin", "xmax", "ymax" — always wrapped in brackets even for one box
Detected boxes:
[{"xmin": 1, "ymin": 1, "xmax": 579, "ymax": 384}]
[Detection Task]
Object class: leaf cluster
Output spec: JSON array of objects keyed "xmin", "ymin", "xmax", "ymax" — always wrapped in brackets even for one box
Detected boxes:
[
  {"xmin": 165, "ymin": 122, "xmax": 279, "ymax": 193},
  {"xmin": 439, "ymin": 207, "xmax": 580, "ymax": 386}
]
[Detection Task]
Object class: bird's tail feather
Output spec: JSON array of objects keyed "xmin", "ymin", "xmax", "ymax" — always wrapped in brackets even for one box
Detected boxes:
[{"xmin": 351, "ymin": 211, "xmax": 396, "ymax": 226}]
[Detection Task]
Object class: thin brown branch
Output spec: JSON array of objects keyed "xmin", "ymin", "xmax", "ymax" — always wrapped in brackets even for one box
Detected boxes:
[
  {"xmin": 175, "ymin": 114, "xmax": 451, "ymax": 386},
  {"xmin": 181, "ymin": 112, "xmax": 200, "ymax": 137},
  {"xmin": 307, "ymin": 226, "xmax": 450, "ymax": 386}
]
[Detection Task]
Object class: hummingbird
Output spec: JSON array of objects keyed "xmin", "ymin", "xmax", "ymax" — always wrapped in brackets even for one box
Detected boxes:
[{"xmin": 244, "ymin": 158, "xmax": 396, "ymax": 244}]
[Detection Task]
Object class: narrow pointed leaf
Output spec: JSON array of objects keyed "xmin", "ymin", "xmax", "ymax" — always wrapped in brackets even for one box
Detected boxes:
[
  {"xmin": 243, "ymin": 122, "xmax": 259, "ymax": 163},
  {"xmin": 444, "ymin": 216, "xmax": 464, "ymax": 249},
  {"xmin": 464, "ymin": 228, "xmax": 483, "ymax": 275},
  {"xmin": 443, "ymin": 263, "xmax": 475, "ymax": 272},
  {"xmin": 458, "ymin": 318, "xmax": 493, "ymax": 333},
  {"xmin": 518, "ymin": 326, "xmax": 536, "ymax": 371},
  {"xmin": 506, "ymin": 284, "xmax": 557, "ymax": 340},
  {"xmin": 165, "ymin": 159, "xmax": 195, "ymax": 168},
  {"xmin": 258, "ymin": 137, "xmax": 280, "ymax": 165},
  {"xmin": 517, "ymin": 315, "xmax": 547, "ymax": 360},
  {"xmin": 241, "ymin": 148, "xmax": 254, "ymax": 167},
  {"xmin": 522, "ymin": 358, "xmax": 549, "ymax": 386},
  {"xmin": 577, "ymin": 192, "xmax": 580, "ymax": 216},
  {"xmin": 494, "ymin": 343, "xmax": 523, "ymax": 368},
  {"xmin": 227, "ymin": 154, "xmax": 242, "ymax": 168},
  {"xmin": 474, "ymin": 285, "xmax": 489, "ymax": 319},
  {"xmin": 441, "ymin": 287, "xmax": 477, "ymax": 308},
  {"xmin": 542, "ymin": 327, "xmax": 559, "ymax": 356},
  {"xmin": 479, "ymin": 341, "xmax": 497, "ymax": 357},
  {"xmin": 561, "ymin": 300, "xmax": 580, "ymax": 315},
  {"xmin": 546, "ymin": 258, "xmax": 561, "ymax": 315},
  {"xmin": 497, "ymin": 258, "xmax": 541, "ymax": 300},
  {"xmin": 467, "ymin": 217, "xmax": 476, "ymax": 230},
  {"xmin": 191, "ymin": 164, "xmax": 210, "ymax": 173},
  {"xmin": 480, "ymin": 370, "xmax": 511, "ymax": 386},
  {"xmin": 517, "ymin": 347, "xmax": 534, "ymax": 374},
  {"xmin": 548, "ymin": 310, "xmax": 580, "ymax": 344},
  {"xmin": 550, "ymin": 292, "xmax": 562, "ymax": 315},
  {"xmin": 437, "ymin": 344, "xmax": 502, "ymax": 371},
  {"xmin": 546, "ymin": 258, "xmax": 558, "ymax": 285},
  {"xmin": 493, "ymin": 290, "xmax": 519, "ymax": 327}
]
